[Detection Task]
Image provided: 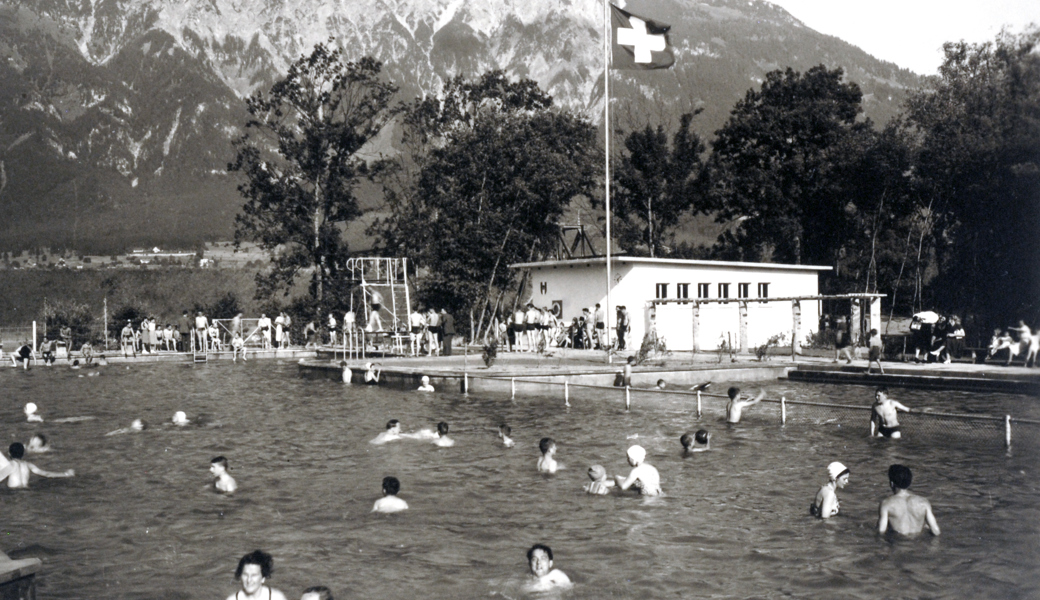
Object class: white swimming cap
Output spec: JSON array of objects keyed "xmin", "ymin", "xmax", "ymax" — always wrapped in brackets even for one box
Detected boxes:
[
  {"xmin": 173, "ymin": 411, "xmax": 188, "ymax": 424},
  {"xmin": 24, "ymin": 402, "xmax": 37, "ymax": 414},
  {"xmin": 627, "ymin": 445, "xmax": 646, "ymax": 463},
  {"xmin": 828, "ymin": 461, "xmax": 849, "ymax": 481},
  {"xmin": 365, "ymin": 362, "xmax": 373, "ymax": 369},
  {"xmin": 421, "ymin": 375, "xmax": 430, "ymax": 383}
]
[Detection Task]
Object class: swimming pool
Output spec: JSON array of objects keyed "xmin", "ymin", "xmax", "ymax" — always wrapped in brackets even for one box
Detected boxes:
[{"xmin": 2, "ymin": 362, "xmax": 1038, "ymax": 598}]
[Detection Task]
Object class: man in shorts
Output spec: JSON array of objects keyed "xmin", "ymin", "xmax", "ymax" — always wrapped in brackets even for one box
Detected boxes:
[
  {"xmin": 870, "ymin": 387, "xmax": 911, "ymax": 439},
  {"xmin": 867, "ymin": 328, "xmax": 884, "ymax": 374}
]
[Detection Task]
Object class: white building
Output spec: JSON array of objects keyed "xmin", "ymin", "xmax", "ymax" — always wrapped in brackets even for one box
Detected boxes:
[{"xmin": 510, "ymin": 256, "xmax": 835, "ymax": 352}]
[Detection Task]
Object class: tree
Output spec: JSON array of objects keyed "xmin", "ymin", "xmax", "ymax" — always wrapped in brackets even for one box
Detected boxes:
[
  {"xmin": 230, "ymin": 41, "xmax": 399, "ymax": 315},
  {"xmin": 903, "ymin": 28, "xmax": 1040, "ymax": 329},
  {"xmin": 613, "ymin": 112, "xmax": 705, "ymax": 257},
  {"xmin": 374, "ymin": 72, "xmax": 597, "ymax": 326},
  {"xmin": 702, "ymin": 65, "xmax": 867, "ymax": 266}
]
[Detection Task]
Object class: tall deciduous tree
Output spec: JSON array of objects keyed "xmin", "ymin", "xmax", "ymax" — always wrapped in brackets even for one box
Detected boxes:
[
  {"xmin": 904, "ymin": 28, "xmax": 1040, "ymax": 329},
  {"xmin": 613, "ymin": 112, "xmax": 706, "ymax": 257},
  {"xmin": 230, "ymin": 42, "xmax": 398, "ymax": 313},
  {"xmin": 702, "ymin": 65, "xmax": 866, "ymax": 266},
  {"xmin": 374, "ymin": 72, "xmax": 597, "ymax": 322}
]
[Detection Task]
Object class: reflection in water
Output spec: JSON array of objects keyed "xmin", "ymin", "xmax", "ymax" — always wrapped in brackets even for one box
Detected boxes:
[{"xmin": 0, "ymin": 362, "xmax": 1037, "ymax": 599}]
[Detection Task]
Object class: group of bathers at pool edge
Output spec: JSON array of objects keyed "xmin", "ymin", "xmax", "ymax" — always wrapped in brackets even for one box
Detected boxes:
[{"xmin": 7, "ymin": 380, "xmax": 937, "ymax": 598}]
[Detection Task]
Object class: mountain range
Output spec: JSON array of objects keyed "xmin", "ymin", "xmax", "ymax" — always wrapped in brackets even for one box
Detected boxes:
[{"xmin": 0, "ymin": 0, "xmax": 923, "ymax": 254}]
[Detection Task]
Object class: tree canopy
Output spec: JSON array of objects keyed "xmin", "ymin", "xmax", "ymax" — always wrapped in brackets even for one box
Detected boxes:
[
  {"xmin": 230, "ymin": 42, "xmax": 399, "ymax": 313},
  {"xmin": 613, "ymin": 112, "xmax": 706, "ymax": 257}
]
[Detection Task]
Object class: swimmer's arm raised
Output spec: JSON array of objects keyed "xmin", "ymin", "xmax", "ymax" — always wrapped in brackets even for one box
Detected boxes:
[{"xmin": 27, "ymin": 463, "xmax": 73, "ymax": 478}]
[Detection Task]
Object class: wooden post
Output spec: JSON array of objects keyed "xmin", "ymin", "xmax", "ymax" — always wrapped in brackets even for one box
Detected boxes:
[
  {"xmin": 792, "ymin": 300, "xmax": 801, "ymax": 359},
  {"xmin": 564, "ymin": 381, "xmax": 570, "ymax": 407},
  {"xmin": 1006, "ymin": 415, "xmax": 1012, "ymax": 448},
  {"xmin": 781, "ymin": 396, "xmax": 787, "ymax": 425},
  {"xmin": 696, "ymin": 390, "xmax": 702, "ymax": 418},
  {"xmin": 511, "ymin": 378, "xmax": 516, "ymax": 400},
  {"xmin": 625, "ymin": 386, "xmax": 630, "ymax": 411},
  {"xmin": 738, "ymin": 301, "xmax": 748, "ymax": 354},
  {"xmin": 692, "ymin": 302, "xmax": 700, "ymax": 356}
]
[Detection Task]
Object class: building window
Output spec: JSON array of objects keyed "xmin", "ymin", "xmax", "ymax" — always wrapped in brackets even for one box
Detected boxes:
[
  {"xmin": 758, "ymin": 282, "xmax": 770, "ymax": 298},
  {"xmin": 677, "ymin": 283, "xmax": 689, "ymax": 300},
  {"xmin": 697, "ymin": 283, "xmax": 710, "ymax": 299},
  {"xmin": 718, "ymin": 283, "xmax": 730, "ymax": 299},
  {"xmin": 655, "ymin": 283, "xmax": 668, "ymax": 299},
  {"xmin": 738, "ymin": 283, "xmax": 750, "ymax": 299}
]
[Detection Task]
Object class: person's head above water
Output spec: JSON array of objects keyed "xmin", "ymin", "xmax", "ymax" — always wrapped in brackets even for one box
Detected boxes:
[
  {"xmin": 587, "ymin": 465, "xmax": 606, "ymax": 481},
  {"xmin": 131, "ymin": 419, "xmax": 147, "ymax": 431},
  {"xmin": 626, "ymin": 444, "xmax": 646, "ymax": 465},
  {"xmin": 382, "ymin": 476, "xmax": 400, "ymax": 496},
  {"xmin": 211, "ymin": 456, "xmax": 229, "ymax": 471},
  {"xmin": 656, "ymin": 379, "xmax": 667, "ymax": 389},
  {"xmin": 234, "ymin": 549, "xmax": 274, "ymax": 580},
  {"xmin": 301, "ymin": 586, "xmax": 334, "ymax": 600},
  {"xmin": 499, "ymin": 423, "xmax": 511, "ymax": 436},
  {"xmin": 9, "ymin": 443, "xmax": 25, "ymax": 459},
  {"xmin": 875, "ymin": 386, "xmax": 889, "ymax": 401},
  {"xmin": 527, "ymin": 544, "xmax": 554, "ymax": 576},
  {"xmin": 695, "ymin": 429, "xmax": 709, "ymax": 445},
  {"xmin": 437, "ymin": 422, "xmax": 449, "ymax": 436},
  {"xmin": 727, "ymin": 386, "xmax": 740, "ymax": 400},
  {"xmin": 680, "ymin": 433, "xmax": 693, "ymax": 449},
  {"xmin": 172, "ymin": 411, "xmax": 189, "ymax": 425},
  {"xmin": 386, "ymin": 419, "xmax": 400, "ymax": 431},
  {"xmin": 888, "ymin": 464, "xmax": 912, "ymax": 490},
  {"xmin": 539, "ymin": 437, "xmax": 555, "ymax": 455},
  {"xmin": 421, "ymin": 375, "xmax": 430, "ymax": 385},
  {"xmin": 828, "ymin": 461, "xmax": 850, "ymax": 482}
]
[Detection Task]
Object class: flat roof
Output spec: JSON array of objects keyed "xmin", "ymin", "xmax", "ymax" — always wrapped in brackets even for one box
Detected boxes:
[{"xmin": 510, "ymin": 256, "xmax": 832, "ymax": 272}]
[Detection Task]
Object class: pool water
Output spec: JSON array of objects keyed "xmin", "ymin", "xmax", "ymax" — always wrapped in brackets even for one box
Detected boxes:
[{"xmin": 2, "ymin": 362, "xmax": 1038, "ymax": 599}]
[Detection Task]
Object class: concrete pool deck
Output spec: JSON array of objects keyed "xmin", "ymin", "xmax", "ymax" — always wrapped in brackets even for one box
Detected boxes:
[{"xmin": 299, "ymin": 347, "xmax": 1040, "ymax": 396}]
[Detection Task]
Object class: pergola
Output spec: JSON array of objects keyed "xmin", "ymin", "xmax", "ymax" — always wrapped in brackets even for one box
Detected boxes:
[{"xmin": 651, "ymin": 293, "xmax": 885, "ymax": 356}]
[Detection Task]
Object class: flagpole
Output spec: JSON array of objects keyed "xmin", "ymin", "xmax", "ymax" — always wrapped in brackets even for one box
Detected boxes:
[{"xmin": 603, "ymin": 0, "xmax": 613, "ymax": 364}]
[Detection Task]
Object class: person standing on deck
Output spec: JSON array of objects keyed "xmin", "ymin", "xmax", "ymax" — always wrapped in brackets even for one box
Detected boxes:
[
  {"xmin": 367, "ymin": 289, "xmax": 385, "ymax": 332},
  {"xmin": 593, "ymin": 303, "xmax": 605, "ymax": 350},
  {"xmin": 440, "ymin": 309, "xmax": 455, "ymax": 356},
  {"xmin": 178, "ymin": 311, "xmax": 192, "ymax": 352}
]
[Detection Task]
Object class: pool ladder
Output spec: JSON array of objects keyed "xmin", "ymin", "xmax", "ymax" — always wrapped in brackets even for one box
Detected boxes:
[{"xmin": 193, "ymin": 348, "xmax": 208, "ymax": 363}]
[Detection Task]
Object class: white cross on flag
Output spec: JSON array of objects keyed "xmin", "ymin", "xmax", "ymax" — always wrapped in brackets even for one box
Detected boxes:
[{"xmin": 611, "ymin": 4, "xmax": 675, "ymax": 70}]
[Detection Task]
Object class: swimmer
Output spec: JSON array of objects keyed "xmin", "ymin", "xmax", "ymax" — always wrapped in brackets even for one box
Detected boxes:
[
  {"xmin": 172, "ymin": 411, "xmax": 190, "ymax": 426},
  {"xmin": 210, "ymin": 456, "xmax": 237, "ymax": 493},
  {"xmin": 680, "ymin": 429, "xmax": 711, "ymax": 454},
  {"xmin": 24, "ymin": 402, "xmax": 43, "ymax": 423},
  {"xmin": 300, "ymin": 586, "xmax": 333, "ymax": 600},
  {"xmin": 583, "ymin": 464, "xmax": 615, "ymax": 495},
  {"xmin": 370, "ymin": 420, "xmax": 403, "ymax": 445},
  {"xmin": 655, "ymin": 379, "xmax": 667, "ymax": 390},
  {"xmin": 27, "ymin": 434, "xmax": 50, "ymax": 453},
  {"xmin": 726, "ymin": 387, "xmax": 765, "ymax": 424},
  {"xmin": 70, "ymin": 359, "xmax": 81, "ymax": 370},
  {"xmin": 363, "ymin": 362, "xmax": 381, "ymax": 384},
  {"xmin": 537, "ymin": 437, "xmax": 559, "ymax": 473},
  {"xmin": 106, "ymin": 419, "xmax": 147, "ymax": 436},
  {"xmin": 870, "ymin": 387, "xmax": 911, "ymax": 439},
  {"xmin": 614, "ymin": 445, "xmax": 661, "ymax": 496},
  {"xmin": 432, "ymin": 422, "xmax": 454, "ymax": 447},
  {"xmin": 878, "ymin": 464, "xmax": 940, "ymax": 536},
  {"xmin": 0, "ymin": 443, "xmax": 74, "ymax": 488},
  {"xmin": 524, "ymin": 544, "xmax": 571, "ymax": 592},
  {"xmin": 417, "ymin": 375, "xmax": 435, "ymax": 392},
  {"xmin": 226, "ymin": 550, "xmax": 289, "ymax": 600},
  {"xmin": 498, "ymin": 423, "xmax": 515, "ymax": 448},
  {"xmin": 811, "ymin": 462, "xmax": 849, "ymax": 519},
  {"xmin": 372, "ymin": 476, "xmax": 408, "ymax": 513},
  {"xmin": 690, "ymin": 381, "xmax": 712, "ymax": 392}
]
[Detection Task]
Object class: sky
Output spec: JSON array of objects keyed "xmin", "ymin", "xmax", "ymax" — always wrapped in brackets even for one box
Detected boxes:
[{"xmin": 768, "ymin": 0, "xmax": 1040, "ymax": 75}]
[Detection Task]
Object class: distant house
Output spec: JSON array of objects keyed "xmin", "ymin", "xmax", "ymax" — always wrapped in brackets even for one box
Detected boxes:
[{"xmin": 510, "ymin": 256, "xmax": 834, "ymax": 352}]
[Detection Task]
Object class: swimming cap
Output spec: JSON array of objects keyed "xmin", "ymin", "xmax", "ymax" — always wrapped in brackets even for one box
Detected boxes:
[
  {"xmin": 365, "ymin": 362, "xmax": 373, "ymax": 369},
  {"xmin": 173, "ymin": 411, "xmax": 188, "ymax": 424},
  {"xmin": 627, "ymin": 445, "xmax": 646, "ymax": 464},
  {"xmin": 421, "ymin": 375, "xmax": 430, "ymax": 383},
  {"xmin": 24, "ymin": 402, "xmax": 37, "ymax": 414},
  {"xmin": 828, "ymin": 461, "xmax": 849, "ymax": 481},
  {"xmin": 588, "ymin": 465, "xmax": 606, "ymax": 480}
]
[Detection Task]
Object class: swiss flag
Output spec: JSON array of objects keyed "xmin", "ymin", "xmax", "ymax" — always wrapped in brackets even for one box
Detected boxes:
[{"xmin": 611, "ymin": 4, "xmax": 675, "ymax": 70}]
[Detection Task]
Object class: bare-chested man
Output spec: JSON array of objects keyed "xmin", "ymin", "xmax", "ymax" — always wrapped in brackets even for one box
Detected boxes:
[
  {"xmin": 0, "ymin": 443, "xmax": 74, "ymax": 488},
  {"xmin": 870, "ymin": 387, "xmax": 911, "ymax": 439},
  {"xmin": 878, "ymin": 464, "xmax": 940, "ymax": 536}
]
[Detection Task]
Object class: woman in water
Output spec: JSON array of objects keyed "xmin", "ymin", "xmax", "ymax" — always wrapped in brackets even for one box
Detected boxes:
[{"xmin": 226, "ymin": 550, "xmax": 287, "ymax": 600}]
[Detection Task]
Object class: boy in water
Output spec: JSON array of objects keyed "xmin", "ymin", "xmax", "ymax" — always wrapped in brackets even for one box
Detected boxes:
[
  {"xmin": 870, "ymin": 387, "xmax": 911, "ymax": 439},
  {"xmin": 417, "ymin": 375, "xmax": 435, "ymax": 392},
  {"xmin": 432, "ymin": 422, "xmax": 454, "ymax": 447},
  {"xmin": 811, "ymin": 462, "xmax": 849, "ymax": 519},
  {"xmin": 615, "ymin": 445, "xmax": 661, "ymax": 496},
  {"xmin": 0, "ymin": 443, "xmax": 74, "ymax": 488},
  {"xmin": 210, "ymin": 456, "xmax": 237, "ymax": 493},
  {"xmin": 106, "ymin": 419, "xmax": 147, "ymax": 436},
  {"xmin": 537, "ymin": 437, "xmax": 560, "ymax": 473},
  {"xmin": 372, "ymin": 476, "xmax": 408, "ymax": 513},
  {"xmin": 524, "ymin": 544, "xmax": 571, "ymax": 592},
  {"xmin": 680, "ymin": 430, "xmax": 711, "ymax": 454},
  {"xmin": 583, "ymin": 465, "xmax": 614, "ymax": 495},
  {"xmin": 24, "ymin": 402, "xmax": 43, "ymax": 423},
  {"xmin": 498, "ymin": 424, "xmax": 515, "ymax": 448},
  {"xmin": 370, "ymin": 420, "xmax": 403, "ymax": 445},
  {"xmin": 27, "ymin": 434, "xmax": 50, "ymax": 453},
  {"xmin": 878, "ymin": 464, "xmax": 940, "ymax": 536},
  {"xmin": 172, "ymin": 411, "xmax": 190, "ymax": 426},
  {"xmin": 726, "ymin": 387, "xmax": 765, "ymax": 423}
]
